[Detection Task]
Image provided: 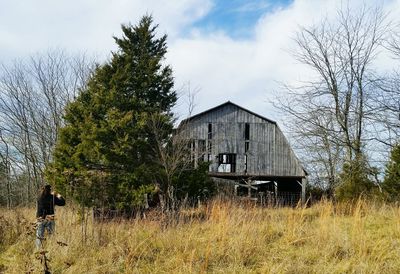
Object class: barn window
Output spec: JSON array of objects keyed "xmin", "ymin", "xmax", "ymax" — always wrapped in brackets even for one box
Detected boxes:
[
  {"xmin": 191, "ymin": 140, "xmax": 196, "ymax": 152},
  {"xmin": 208, "ymin": 123, "xmax": 212, "ymax": 139},
  {"xmin": 244, "ymin": 123, "xmax": 250, "ymax": 153},
  {"xmin": 245, "ymin": 123, "xmax": 250, "ymax": 140},
  {"xmin": 198, "ymin": 140, "xmax": 206, "ymax": 161},
  {"xmin": 217, "ymin": 153, "xmax": 236, "ymax": 173}
]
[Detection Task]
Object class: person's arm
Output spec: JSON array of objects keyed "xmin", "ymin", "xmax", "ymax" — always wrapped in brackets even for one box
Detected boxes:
[{"xmin": 53, "ymin": 193, "xmax": 66, "ymax": 206}]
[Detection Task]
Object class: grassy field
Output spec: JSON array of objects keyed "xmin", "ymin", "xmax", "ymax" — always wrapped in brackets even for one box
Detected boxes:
[{"xmin": 1, "ymin": 199, "xmax": 400, "ymax": 274}]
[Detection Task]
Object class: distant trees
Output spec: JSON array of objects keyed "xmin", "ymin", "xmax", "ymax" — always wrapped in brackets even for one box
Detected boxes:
[
  {"xmin": 0, "ymin": 51, "xmax": 94, "ymax": 206},
  {"xmin": 3, "ymin": 9, "xmax": 397, "ymax": 206}
]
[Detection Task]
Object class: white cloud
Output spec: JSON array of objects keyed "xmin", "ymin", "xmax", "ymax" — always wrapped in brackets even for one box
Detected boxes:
[
  {"xmin": 0, "ymin": 0, "xmax": 398, "ymax": 123},
  {"xmin": 169, "ymin": 0, "xmax": 329, "ymax": 120},
  {"xmin": 169, "ymin": 0, "xmax": 400, "ymax": 122},
  {"xmin": 0, "ymin": 0, "xmax": 212, "ymax": 61},
  {"xmin": 230, "ymin": 1, "xmax": 271, "ymax": 13}
]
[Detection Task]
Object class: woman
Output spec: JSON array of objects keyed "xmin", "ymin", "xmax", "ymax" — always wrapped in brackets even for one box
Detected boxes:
[{"xmin": 36, "ymin": 184, "xmax": 65, "ymax": 249}]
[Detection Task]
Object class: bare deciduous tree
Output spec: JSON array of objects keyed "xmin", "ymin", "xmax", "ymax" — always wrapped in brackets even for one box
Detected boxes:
[
  {"xmin": 276, "ymin": 4, "xmax": 390, "ymax": 190},
  {"xmin": 147, "ymin": 85, "xmax": 199, "ymax": 211},
  {"xmin": 0, "ymin": 50, "xmax": 95, "ymax": 205},
  {"xmin": 377, "ymin": 27, "xmax": 400, "ymax": 143}
]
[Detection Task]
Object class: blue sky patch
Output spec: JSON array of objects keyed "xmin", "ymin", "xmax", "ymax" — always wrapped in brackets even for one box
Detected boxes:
[{"xmin": 192, "ymin": 0, "xmax": 293, "ymax": 39}]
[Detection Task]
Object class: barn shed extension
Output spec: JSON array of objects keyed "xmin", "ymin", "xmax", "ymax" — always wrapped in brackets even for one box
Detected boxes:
[{"xmin": 179, "ymin": 101, "xmax": 307, "ymax": 205}]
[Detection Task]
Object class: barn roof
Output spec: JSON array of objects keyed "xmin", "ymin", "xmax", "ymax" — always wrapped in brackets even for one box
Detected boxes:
[{"xmin": 181, "ymin": 101, "xmax": 276, "ymax": 125}]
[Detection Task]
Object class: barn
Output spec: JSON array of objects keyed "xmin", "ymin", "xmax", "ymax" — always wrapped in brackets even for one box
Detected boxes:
[{"xmin": 179, "ymin": 101, "xmax": 307, "ymax": 205}]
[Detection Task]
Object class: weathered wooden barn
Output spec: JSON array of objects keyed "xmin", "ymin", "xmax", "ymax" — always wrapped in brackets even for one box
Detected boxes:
[{"xmin": 180, "ymin": 101, "xmax": 307, "ymax": 205}]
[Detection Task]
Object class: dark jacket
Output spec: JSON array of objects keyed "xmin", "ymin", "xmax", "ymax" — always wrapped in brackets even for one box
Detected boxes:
[{"xmin": 36, "ymin": 194, "xmax": 66, "ymax": 218}]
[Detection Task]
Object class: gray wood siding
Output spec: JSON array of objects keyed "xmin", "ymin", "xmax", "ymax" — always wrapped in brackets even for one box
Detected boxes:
[{"xmin": 181, "ymin": 103, "xmax": 305, "ymax": 178}]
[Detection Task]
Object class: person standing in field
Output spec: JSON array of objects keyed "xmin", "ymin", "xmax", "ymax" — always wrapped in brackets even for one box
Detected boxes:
[{"xmin": 36, "ymin": 184, "xmax": 66, "ymax": 249}]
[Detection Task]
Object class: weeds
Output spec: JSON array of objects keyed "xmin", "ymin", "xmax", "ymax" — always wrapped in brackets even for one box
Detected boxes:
[{"xmin": 0, "ymin": 199, "xmax": 399, "ymax": 273}]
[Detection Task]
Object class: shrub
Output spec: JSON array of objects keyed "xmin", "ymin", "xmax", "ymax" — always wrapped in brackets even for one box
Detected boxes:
[
  {"xmin": 335, "ymin": 155, "xmax": 376, "ymax": 201},
  {"xmin": 174, "ymin": 162, "xmax": 216, "ymax": 205}
]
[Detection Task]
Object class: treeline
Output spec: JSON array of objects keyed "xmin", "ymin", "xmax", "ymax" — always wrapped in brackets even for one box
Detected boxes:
[
  {"xmin": 1, "ymin": 4, "xmax": 400, "ymax": 208},
  {"xmin": 0, "ymin": 16, "xmax": 215, "ymax": 209},
  {"xmin": 278, "ymin": 5, "xmax": 400, "ymax": 201},
  {"xmin": 0, "ymin": 51, "xmax": 94, "ymax": 207}
]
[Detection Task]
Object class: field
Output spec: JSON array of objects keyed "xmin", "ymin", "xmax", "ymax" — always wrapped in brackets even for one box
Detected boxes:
[{"xmin": 1, "ymin": 199, "xmax": 400, "ymax": 274}]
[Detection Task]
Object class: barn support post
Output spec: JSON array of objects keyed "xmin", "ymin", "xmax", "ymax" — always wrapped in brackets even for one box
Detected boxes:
[
  {"xmin": 301, "ymin": 178, "xmax": 307, "ymax": 205},
  {"xmin": 247, "ymin": 179, "xmax": 251, "ymax": 198},
  {"xmin": 296, "ymin": 179, "xmax": 307, "ymax": 206}
]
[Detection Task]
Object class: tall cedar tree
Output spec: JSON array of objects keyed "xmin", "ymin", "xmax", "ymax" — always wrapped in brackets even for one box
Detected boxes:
[
  {"xmin": 47, "ymin": 16, "xmax": 176, "ymax": 209},
  {"xmin": 382, "ymin": 144, "xmax": 400, "ymax": 201}
]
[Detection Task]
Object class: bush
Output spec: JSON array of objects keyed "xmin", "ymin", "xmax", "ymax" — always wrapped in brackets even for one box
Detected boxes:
[
  {"xmin": 306, "ymin": 184, "xmax": 327, "ymax": 203},
  {"xmin": 174, "ymin": 162, "xmax": 216, "ymax": 205},
  {"xmin": 335, "ymin": 155, "xmax": 376, "ymax": 201}
]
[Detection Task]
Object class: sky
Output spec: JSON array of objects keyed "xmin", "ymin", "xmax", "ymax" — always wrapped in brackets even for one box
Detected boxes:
[{"xmin": 0, "ymin": 0, "xmax": 399, "ymax": 123}]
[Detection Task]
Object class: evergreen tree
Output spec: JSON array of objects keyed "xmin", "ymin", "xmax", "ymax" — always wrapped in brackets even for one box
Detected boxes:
[
  {"xmin": 382, "ymin": 143, "xmax": 400, "ymax": 201},
  {"xmin": 174, "ymin": 162, "xmax": 216, "ymax": 204},
  {"xmin": 47, "ymin": 16, "xmax": 176, "ymax": 209},
  {"xmin": 335, "ymin": 154, "xmax": 376, "ymax": 201}
]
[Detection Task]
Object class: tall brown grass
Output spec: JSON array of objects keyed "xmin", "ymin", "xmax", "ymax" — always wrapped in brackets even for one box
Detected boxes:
[{"xmin": 1, "ymin": 199, "xmax": 400, "ymax": 273}]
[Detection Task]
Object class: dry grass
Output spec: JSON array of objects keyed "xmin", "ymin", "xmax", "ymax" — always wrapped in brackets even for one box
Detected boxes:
[{"xmin": 1, "ymin": 199, "xmax": 400, "ymax": 273}]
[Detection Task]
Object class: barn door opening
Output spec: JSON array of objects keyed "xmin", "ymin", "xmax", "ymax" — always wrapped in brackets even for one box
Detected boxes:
[{"xmin": 217, "ymin": 153, "xmax": 236, "ymax": 173}]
